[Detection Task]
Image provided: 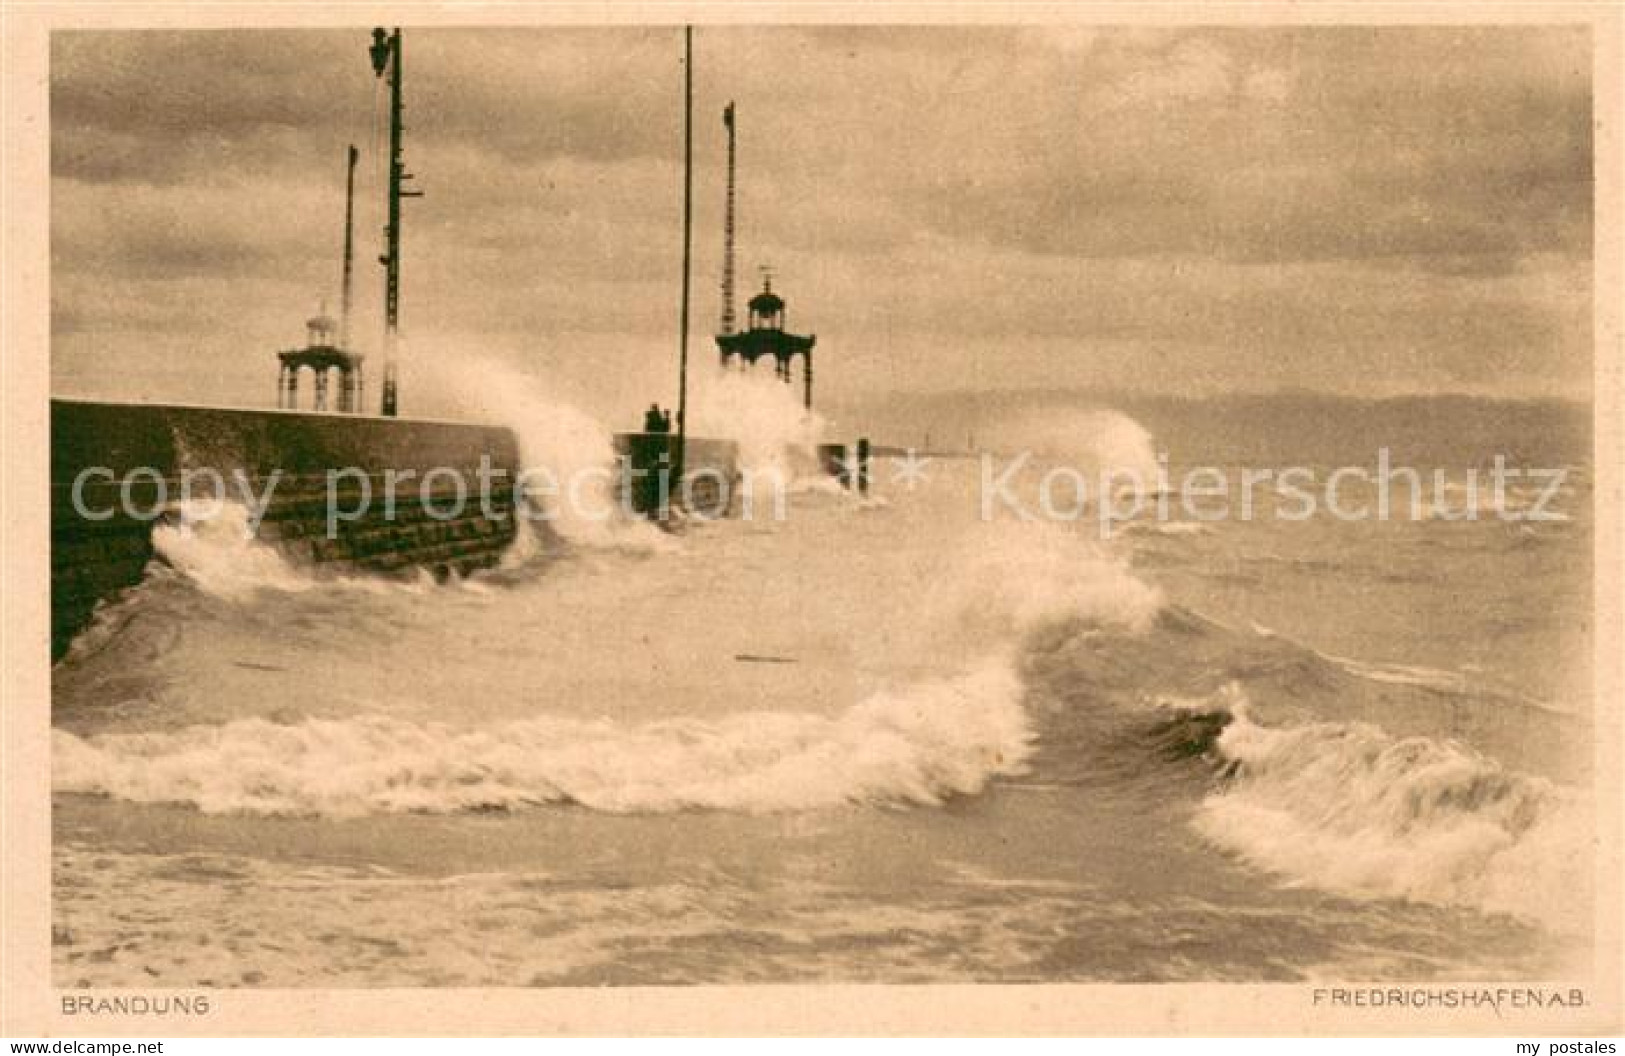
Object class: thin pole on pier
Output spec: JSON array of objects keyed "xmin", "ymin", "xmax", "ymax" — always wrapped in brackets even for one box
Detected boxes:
[
  {"xmin": 340, "ymin": 144, "xmax": 358, "ymax": 349},
  {"xmin": 371, "ymin": 26, "xmax": 420, "ymax": 417},
  {"xmin": 675, "ymin": 25, "xmax": 693, "ymax": 481},
  {"xmin": 719, "ymin": 100, "xmax": 737, "ymax": 340}
]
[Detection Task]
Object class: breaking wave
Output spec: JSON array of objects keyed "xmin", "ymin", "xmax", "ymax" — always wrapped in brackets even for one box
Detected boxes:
[
  {"xmin": 405, "ymin": 353, "xmax": 673, "ymax": 553},
  {"xmin": 51, "ymin": 404, "xmax": 1592, "ymax": 941},
  {"xmin": 1013, "ymin": 595, "xmax": 1589, "ymax": 932},
  {"xmin": 932, "ymin": 519, "xmax": 1164, "ymax": 640},
  {"xmin": 150, "ymin": 499, "xmax": 476, "ymax": 600},
  {"xmin": 152, "ymin": 501, "xmax": 318, "ymax": 599},
  {"xmin": 688, "ymin": 366, "xmax": 827, "ymax": 481},
  {"xmin": 1195, "ymin": 691, "xmax": 1587, "ymax": 932},
  {"xmin": 54, "ymin": 661, "xmax": 1031, "ymax": 817},
  {"xmin": 991, "ymin": 407, "xmax": 1160, "ymax": 483}
]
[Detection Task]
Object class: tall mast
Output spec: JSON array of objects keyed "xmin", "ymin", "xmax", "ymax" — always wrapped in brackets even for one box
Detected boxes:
[
  {"xmin": 340, "ymin": 143, "xmax": 358, "ymax": 348},
  {"xmin": 719, "ymin": 101, "xmax": 737, "ymax": 340},
  {"xmin": 370, "ymin": 27, "xmax": 420, "ymax": 417},
  {"xmin": 675, "ymin": 26, "xmax": 693, "ymax": 476}
]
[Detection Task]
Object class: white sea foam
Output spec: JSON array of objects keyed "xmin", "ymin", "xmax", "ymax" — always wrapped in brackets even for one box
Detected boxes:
[
  {"xmin": 992, "ymin": 407, "xmax": 1160, "ymax": 485},
  {"xmin": 1124, "ymin": 520, "xmax": 1211, "ymax": 537},
  {"xmin": 152, "ymin": 501, "xmax": 318, "ymax": 599},
  {"xmin": 1196, "ymin": 694, "xmax": 1588, "ymax": 932},
  {"xmin": 404, "ymin": 354, "xmax": 673, "ymax": 552},
  {"xmin": 933, "ymin": 519, "xmax": 1163, "ymax": 641},
  {"xmin": 1324, "ymin": 654, "xmax": 1469, "ymax": 693},
  {"xmin": 150, "ymin": 500, "xmax": 467, "ymax": 601},
  {"xmin": 1151, "ymin": 682, "xmax": 1249, "ymax": 717},
  {"xmin": 401, "ymin": 356, "xmax": 830, "ymax": 544},
  {"xmin": 53, "ymin": 661, "xmax": 1032, "ymax": 817},
  {"xmin": 688, "ymin": 366, "xmax": 828, "ymax": 482}
]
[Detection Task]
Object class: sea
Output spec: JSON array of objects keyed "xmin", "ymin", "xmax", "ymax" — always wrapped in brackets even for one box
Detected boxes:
[{"xmin": 51, "ymin": 382, "xmax": 1597, "ymax": 986}]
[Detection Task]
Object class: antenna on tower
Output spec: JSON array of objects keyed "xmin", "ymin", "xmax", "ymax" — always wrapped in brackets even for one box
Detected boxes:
[
  {"xmin": 340, "ymin": 144, "xmax": 358, "ymax": 349},
  {"xmin": 719, "ymin": 102, "xmax": 738, "ymax": 339}
]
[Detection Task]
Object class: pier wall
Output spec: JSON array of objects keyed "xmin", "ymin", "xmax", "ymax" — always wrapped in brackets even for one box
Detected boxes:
[
  {"xmin": 52, "ymin": 399, "xmax": 521, "ymax": 659},
  {"xmin": 612, "ymin": 433, "xmax": 741, "ymax": 519},
  {"xmin": 816, "ymin": 442, "xmax": 850, "ymax": 484}
]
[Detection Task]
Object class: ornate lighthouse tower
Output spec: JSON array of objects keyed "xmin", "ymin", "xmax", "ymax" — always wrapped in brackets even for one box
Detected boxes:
[
  {"xmin": 717, "ymin": 273, "xmax": 817, "ymax": 410},
  {"xmin": 712, "ymin": 103, "xmax": 817, "ymax": 410}
]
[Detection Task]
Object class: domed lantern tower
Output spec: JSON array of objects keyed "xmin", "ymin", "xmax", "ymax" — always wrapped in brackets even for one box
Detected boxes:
[
  {"xmin": 716, "ymin": 275, "xmax": 817, "ymax": 409},
  {"xmin": 712, "ymin": 104, "xmax": 817, "ymax": 411},
  {"xmin": 275, "ymin": 138, "xmax": 371, "ymax": 415},
  {"xmin": 277, "ymin": 311, "xmax": 365, "ymax": 413}
]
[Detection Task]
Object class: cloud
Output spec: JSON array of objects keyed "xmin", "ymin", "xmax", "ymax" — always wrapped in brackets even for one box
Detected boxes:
[
  {"xmin": 48, "ymin": 24, "xmax": 1594, "ymax": 419},
  {"xmin": 896, "ymin": 27, "xmax": 1590, "ymax": 270}
]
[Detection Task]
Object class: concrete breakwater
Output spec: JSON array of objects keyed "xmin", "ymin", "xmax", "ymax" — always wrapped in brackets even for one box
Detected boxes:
[
  {"xmin": 815, "ymin": 440, "xmax": 873, "ymax": 492},
  {"xmin": 612, "ymin": 433, "xmax": 741, "ymax": 519},
  {"xmin": 52, "ymin": 399, "xmax": 523, "ymax": 660}
]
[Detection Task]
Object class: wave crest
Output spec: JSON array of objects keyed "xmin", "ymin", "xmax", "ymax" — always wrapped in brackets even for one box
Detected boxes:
[
  {"xmin": 54, "ymin": 662, "xmax": 1031, "ymax": 817},
  {"xmin": 1195, "ymin": 694, "xmax": 1588, "ymax": 931}
]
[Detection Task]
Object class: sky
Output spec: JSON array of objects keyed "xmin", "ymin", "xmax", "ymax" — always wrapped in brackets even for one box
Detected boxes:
[{"xmin": 50, "ymin": 24, "xmax": 1593, "ymax": 433}]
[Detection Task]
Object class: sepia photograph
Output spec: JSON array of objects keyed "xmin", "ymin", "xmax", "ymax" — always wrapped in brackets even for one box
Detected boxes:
[{"xmin": 3, "ymin": 1, "xmax": 1621, "ymax": 1040}]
